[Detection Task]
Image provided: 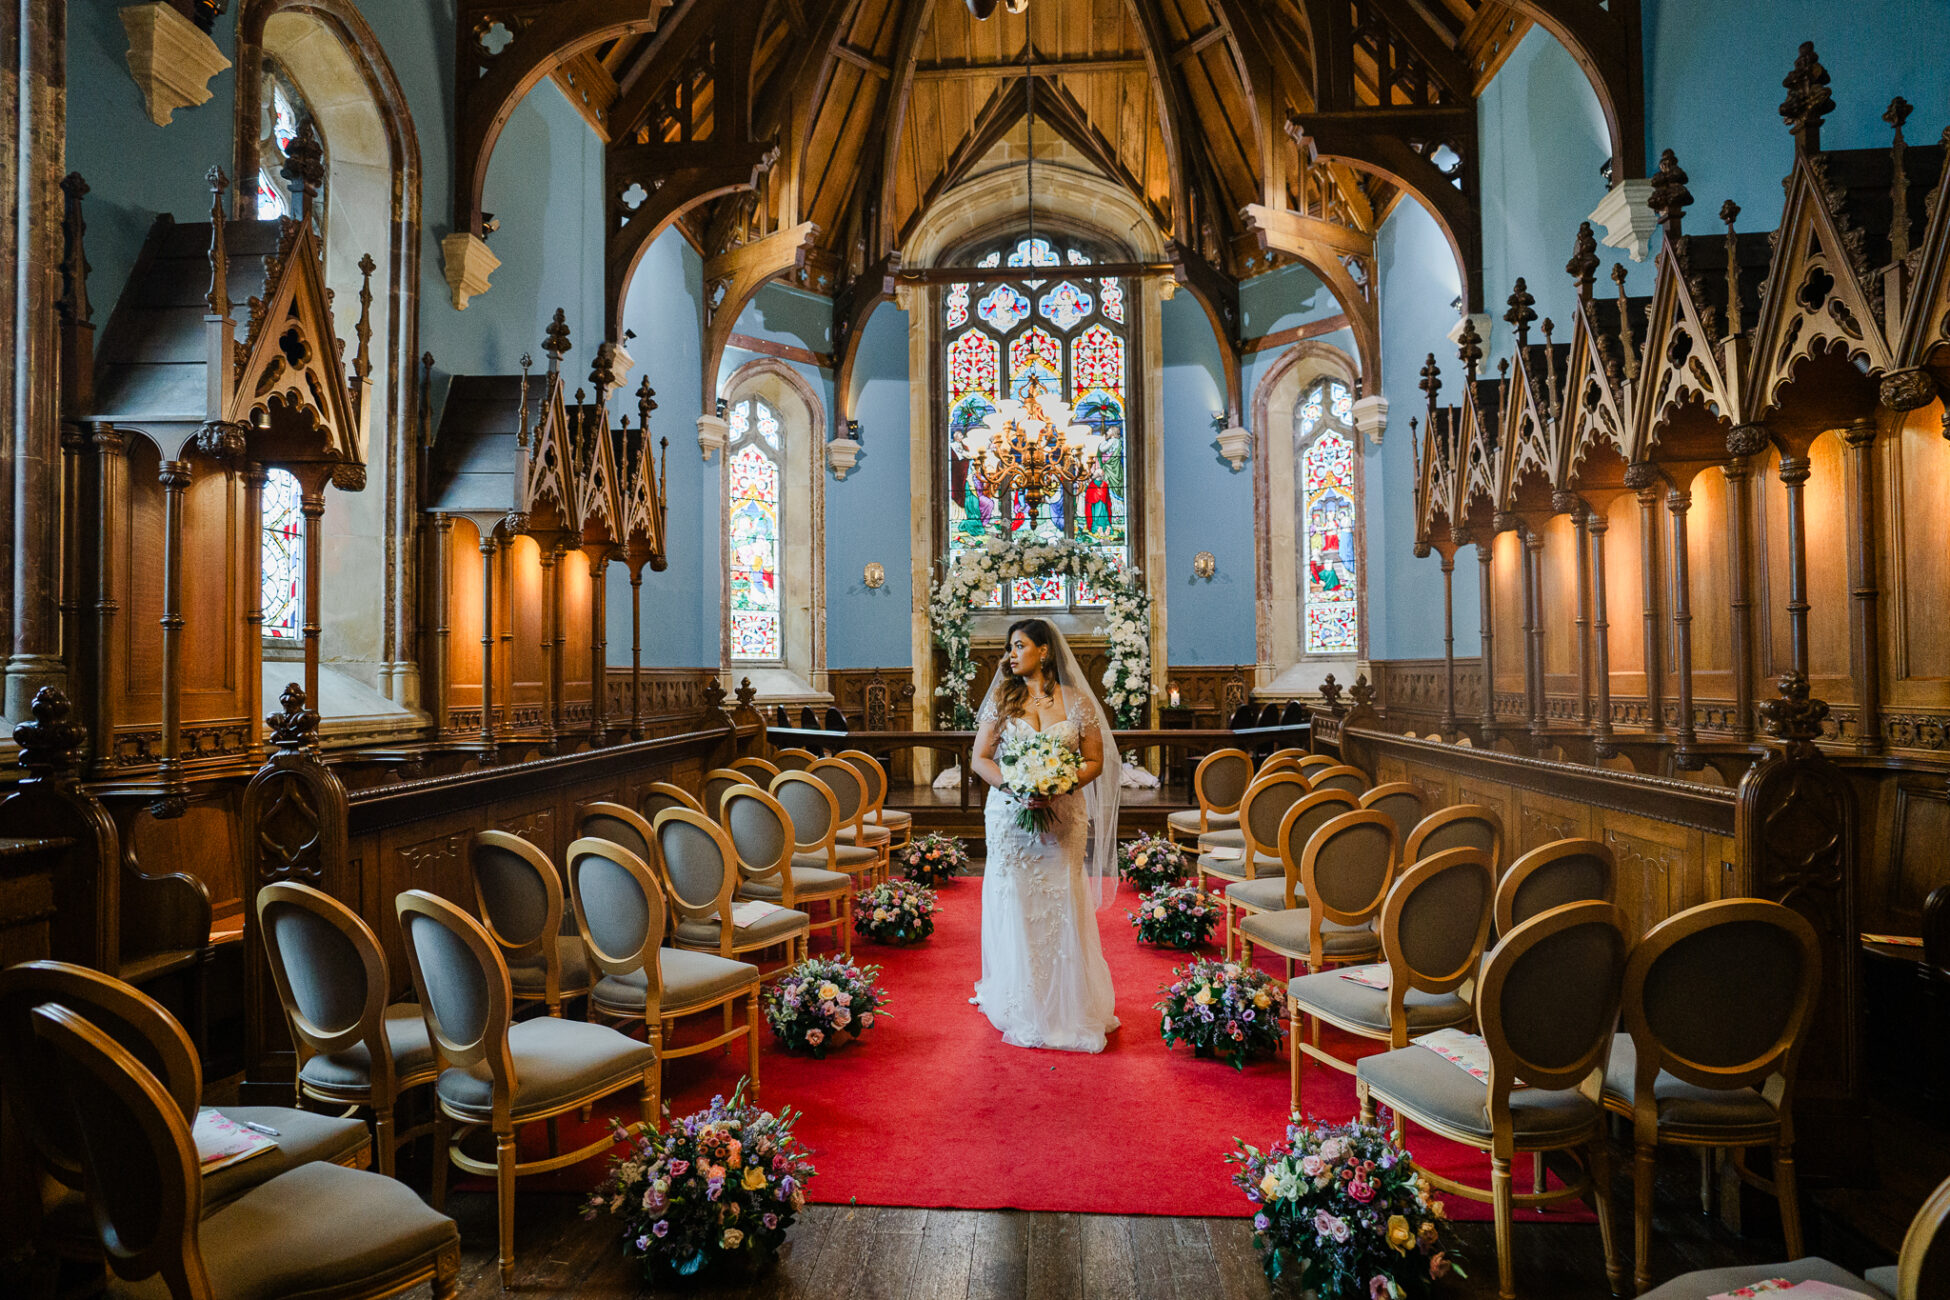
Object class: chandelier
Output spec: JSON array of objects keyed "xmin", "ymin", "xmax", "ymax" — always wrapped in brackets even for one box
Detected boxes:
[{"xmin": 958, "ymin": 374, "xmax": 1104, "ymax": 511}]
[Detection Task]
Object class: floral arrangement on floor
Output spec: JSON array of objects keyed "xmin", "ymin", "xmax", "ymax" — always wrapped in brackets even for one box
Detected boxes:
[
  {"xmin": 585, "ymin": 1079, "xmax": 816, "ymax": 1281},
  {"xmin": 996, "ymin": 727, "xmax": 1084, "ymax": 832},
  {"xmin": 854, "ymin": 878, "xmax": 940, "ymax": 945},
  {"xmin": 1129, "ymin": 882, "xmax": 1220, "ymax": 950},
  {"xmin": 762, "ymin": 956, "xmax": 889, "ymax": 1058},
  {"xmin": 1227, "ymin": 1117, "xmax": 1463, "ymax": 1299},
  {"xmin": 891, "ymin": 832, "xmax": 969, "ymax": 887},
  {"xmin": 1156, "ymin": 958, "xmax": 1287, "ymax": 1070},
  {"xmin": 929, "ymin": 531, "xmax": 1153, "ymax": 727},
  {"xmin": 1118, "ymin": 834, "xmax": 1190, "ymax": 892}
]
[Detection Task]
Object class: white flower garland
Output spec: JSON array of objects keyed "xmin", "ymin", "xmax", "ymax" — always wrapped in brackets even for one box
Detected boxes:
[{"xmin": 929, "ymin": 533, "xmax": 1153, "ymax": 728}]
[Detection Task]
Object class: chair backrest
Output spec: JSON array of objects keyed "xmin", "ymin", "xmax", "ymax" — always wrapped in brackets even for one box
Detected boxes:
[
  {"xmin": 256, "ymin": 882, "xmax": 393, "ymax": 1090},
  {"xmin": 773, "ymin": 705, "xmax": 790, "ymax": 727},
  {"xmin": 770, "ymin": 770, "xmax": 839, "ymax": 857},
  {"xmin": 1478, "ymin": 900, "xmax": 1631, "ymax": 1107},
  {"xmin": 1496, "ymin": 838, "xmax": 1615, "ymax": 934},
  {"xmin": 651, "ymin": 808, "xmax": 740, "ymax": 949},
  {"xmin": 1261, "ymin": 746, "xmax": 1307, "ymax": 770},
  {"xmin": 773, "ymin": 747, "xmax": 817, "ymax": 773},
  {"xmin": 1227, "ymin": 703, "xmax": 1258, "ymax": 730},
  {"xmin": 395, "ymin": 889, "xmax": 515, "ymax": 1097},
  {"xmin": 824, "ymin": 706, "xmax": 849, "ymax": 732},
  {"xmin": 565, "ymin": 836, "xmax": 664, "ymax": 1007},
  {"xmin": 1297, "ymin": 754, "xmax": 1337, "ymax": 775},
  {"xmin": 837, "ymin": 749, "xmax": 889, "ymax": 815},
  {"xmin": 1273, "ymin": 789, "xmax": 1361, "ymax": 901},
  {"xmin": 1192, "ymin": 748, "xmax": 1253, "ymax": 817},
  {"xmin": 809, "ymin": 757, "xmax": 868, "ymax": 829},
  {"xmin": 1358, "ymin": 783, "xmax": 1432, "ymax": 852},
  {"xmin": 799, "ymin": 706, "xmax": 821, "ymax": 730},
  {"xmin": 638, "ymin": 781, "xmax": 703, "ymax": 824},
  {"xmin": 0, "ymin": 960, "xmax": 199, "ymax": 1191},
  {"xmin": 1256, "ymin": 703, "xmax": 1282, "ymax": 728},
  {"xmin": 1899, "ymin": 1173, "xmax": 1950, "ymax": 1300},
  {"xmin": 1306, "ymin": 764, "xmax": 1369, "ymax": 796},
  {"xmin": 1622, "ymin": 899, "xmax": 1820, "ymax": 1117},
  {"xmin": 721, "ymin": 785, "xmax": 797, "ymax": 896},
  {"xmin": 29, "ymin": 1004, "xmax": 205, "ymax": 1294},
  {"xmin": 1379, "ymin": 847, "xmax": 1496, "ymax": 1020},
  {"xmin": 729, "ymin": 756, "xmax": 781, "ymax": 782},
  {"xmin": 1279, "ymin": 700, "xmax": 1306, "ymax": 727},
  {"xmin": 576, "ymin": 802, "xmax": 668, "ymax": 934},
  {"xmin": 702, "ymin": 768, "xmax": 756, "ymax": 820},
  {"xmin": 1257, "ymin": 755, "xmax": 1304, "ymax": 778},
  {"xmin": 1239, "ymin": 772, "xmax": 1312, "ymax": 869},
  {"xmin": 1403, "ymin": 803, "xmax": 1504, "ymax": 868},
  {"xmin": 1301, "ymin": 809, "xmax": 1399, "ymax": 930},
  {"xmin": 467, "ymin": 830, "xmax": 565, "ymax": 981}
]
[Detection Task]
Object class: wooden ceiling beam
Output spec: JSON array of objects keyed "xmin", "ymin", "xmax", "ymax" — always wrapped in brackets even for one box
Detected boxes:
[
  {"xmin": 912, "ymin": 55, "xmax": 1151, "ymax": 80},
  {"xmin": 873, "ymin": 0, "xmax": 940, "ymax": 259},
  {"xmin": 607, "ymin": 0, "xmax": 728, "ymax": 142},
  {"xmin": 1362, "ymin": 0, "xmax": 1476, "ymax": 101},
  {"xmin": 1173, "ymin": 26, "xmax": 1229, "ymax": 65},
  {"xmin": 833, "ymin": 43, "xmax": 891, "ymax": 80},
  {"xmin": 1122, "ymin": 0, "xmax": 1192, "ymax": 238}
]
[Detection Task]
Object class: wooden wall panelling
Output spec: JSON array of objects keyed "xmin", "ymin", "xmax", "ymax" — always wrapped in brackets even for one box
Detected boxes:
[
  {"xmin": 559, "ymin": 550, "xmax": 593, "ymax": 736},
  {"xmin": 602, "ymin": 668, "xmax": 719, "ymax": 738},
  {"xmin": 1859, "ymin": 770, "xmax": 1950, "ymax": 933},
  {"xmin": 1684, "ymin": 465, "xmax": 1736, "ymax": 718},
  {"xmin": 505, "ymin": 535, "xmax": 547, "ymax": 729},
  {"xmin": 1602, "ymin": 493, "xmax": 1647, "ymax": 711},
  {"xmin": 1491, "ymin": 530, "xmax": 1525, "ymax": 718},
  {"xmin": 1879, "ymin": 405, "xmax": 1950, "ymax": 755},
  {"xmin": 443, "ymin": 517, "xmax": 485, "ymax": 725},
  {"xmin": 1540, "ymin": 513, "xmax": 1578, "ymax": 699},
  {"xmin": 1758, "ymin": 440, "xmax": 1852, "ymax": 714},
  {"xmin": 1371, "ymin": 657, "xmax": 1485, "ymax": 734}
]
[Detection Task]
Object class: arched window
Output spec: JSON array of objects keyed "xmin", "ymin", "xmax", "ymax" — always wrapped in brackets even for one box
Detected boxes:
[
  {"xmin": 261, "ymin": 468, "xmax": 304, "ymax": 642},
  {"xmin": 254, "ymin": 57, "xmax": 327, "ymax": 239},
  {"xmin": 1295, "ymin": 378, "xmax": 1359, "ymax": 654},
  {"xmin": 726, "ymin": 397, "xmax": 784, "ymax": 662},
  {"xmin": 943, "ymin": 233, "xmax": 1131, "ymax": 611}
]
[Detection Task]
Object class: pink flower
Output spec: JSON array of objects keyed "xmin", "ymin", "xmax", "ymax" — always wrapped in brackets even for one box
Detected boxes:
[
  {"xmin": 1299, "ymin": 1155, "xmax": 1325, "ymax": 1178},
  {"xmin": 805, "ymin": 1028, "xmax": 825, "ymax": 1046},
  {"xmin": 859, "ymin": 1013, "xmax": 874, "ymax": 1029},
  {"xmin": 1429, "ymin": 1252, "xmax": 1452, "ymax": 1279},
  {"xmin": 1314, "ymin": 1210, "xmax": 1350, "ymax": 1243},
  {"xmin": 1348, "ymin": 1176, "xmax": 1376, "ymax": 1203},
  {"xmin": 1371, "ymin": 1277, "xmax": 1394, "ymax": 1300}
]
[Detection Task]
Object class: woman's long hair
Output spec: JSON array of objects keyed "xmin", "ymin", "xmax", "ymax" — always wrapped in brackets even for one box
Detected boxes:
[{"xmin": 998, "ymin": 618, "xmax": 1062, "ymax": 719}]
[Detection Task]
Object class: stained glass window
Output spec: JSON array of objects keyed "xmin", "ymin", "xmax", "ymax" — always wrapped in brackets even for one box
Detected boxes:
[
  {"xmin": 727, "ymin": 397, "xmax": 783, "ymax": 662},
  {"xmin": 1296, "ymin": 378, "xmax": 1360, "ymax": 655},
  {"xmin": 261, "ymin": 469, "xmax": 303, "ymax": 641},
  {"xmin": 256, "ymin": 61, "xmax": 325, "ymax": 238},
  {"xmin": 943, "ymin": 233, "xmax": 1133, "ymax": 612}
]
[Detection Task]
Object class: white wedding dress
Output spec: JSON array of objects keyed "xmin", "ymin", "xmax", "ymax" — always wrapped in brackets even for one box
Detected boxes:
[{"xmin": 972, "ymin": 708, "xmax": 1121, "ymax": 1053}]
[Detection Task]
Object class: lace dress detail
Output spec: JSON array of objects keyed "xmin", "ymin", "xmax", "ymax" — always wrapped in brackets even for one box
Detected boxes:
[{"xmin": 972, "ymin": 709, "xmax": 1120, "ymax": 1053}]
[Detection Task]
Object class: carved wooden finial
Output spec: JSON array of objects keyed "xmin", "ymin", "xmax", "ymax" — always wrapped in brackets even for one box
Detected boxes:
[
  {"xmin": 1318, "ymin": 673, "xmax": 1345, "ymax": 714},
  {"xmin": 1350, "ymin": 674, "xmax": 1375, "ymax": 708},
  {"xmin": 702, "ymin": 676, "xmax": 729, "ymax": 713},
  {"xmin": 1566, "ymin": 220, "xmax": 1599, "ymax": 302},
  {"xmin": 1409, "ymin": 414, "xmax": 1422, "ymax": 483},
  {"xmin": 1758, "ymin": 669, "xmax": 1829, "ymax": 752},
  {"xmin": 1456, "ymin": 316, "xmax": 1483, "ymax": 381},
  {"xmin": 1418, "ymin": 353, "xmax": 1442, "ymax": 411},
  {"xmin": 1504, "ymin": 277, "xmax": 1536, "ymax": 347},
  {"xmin": 1540, "ymin": 317, "xmax": 1560, "ymax": 418},
  {"xmin": 59, "ymin": 173, "xmax": 93, "ymax": 329},
  {"xmin": 588, "ymin": 339, "xmax": 619, "ymax": 411},
  {"xmin": 541, "ymin": 307, "xmax": 572, "ymax": 372},
  {"xmin": 1496, "ymin": 356, "xmax": 1510, "ymax": 381},
  {"xmin": 1648, "ymin": 148, "xmax": 1693, "ymax": 241},
  {"xmin": 351, "ymin": 252, "xmax": 376, "ymax": 395},
  {"xmin": 1887, "ymin": 97, "xmax": 1916, "ymax": 263},
  {"xmin": 1779, "ymin": 41, "xmax": 1833, "ymax": 151},
  {"xmin": 1611, "ymin": 264, "xmax": 1639, "ymax": 383},
  {"xmin": 205, "ymin": 166, "xmax": 229, "ymax": 320},
  {"xmin": 280, "ymin": 117, "xmax": 326, "ymax": 227},
  {"xmin": 1719, "ymin": 200, "xmax": 1745, "ymax": 337},
  {"xmin": 736, "ymin": 677, "xmax": 759, "ymax": 709},
  {"xmin": 636, "ymin": 374, "xmax": 657, "ymax": 425},
  {"xmin": 14, "ymin": 687, "xmax": 85, "ymax": 778},
  {"xmin": 267, "ymin": 682, "xmax": 321, "ymax": 752}
]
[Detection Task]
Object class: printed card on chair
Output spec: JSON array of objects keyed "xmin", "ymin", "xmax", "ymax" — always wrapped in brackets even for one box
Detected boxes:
[
  {"xmin": 730, "ymin": 899, "xmax": 783, "ymax": 928},
  {"xmin": 1413, "ymin": 1028, "xmax": 1529, "ymax": 1090},
  {"xmin": 1707, "ymin": 1281, "xmax": 1877, "ymax": 1299},
  {"xmin": 193, "ymin": 1108, "xmax": 277, "ymax": 1173},
  {"xmin": 1203, "ymin": 847, "xmax": 1242, "ymax": 862},
  {"xmin": 1336, "ymin": 964, "xmax": 1390, "ymax": 990}
]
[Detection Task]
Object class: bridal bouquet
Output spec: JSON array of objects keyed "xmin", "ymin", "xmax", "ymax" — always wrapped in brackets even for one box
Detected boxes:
[
  {"xmin": 1130, "ymin": 883, "xmax": 1220, "ymax": 950},
  {"xmin": 762, "ymin": 956, "xmax": 889, "ymax": 1058},
  {"xmin": 585, "ymin": 1079, "xmax": 816, "ymax": 1282},
  {"xmin": 1157, "ymin": 959, "xmax": 1287, "ymax": 1070},
  {"xmin": 1118, "ymin": 834, "xmax": 1190, "ymax": 892},
  {"xmin": 996, "ymin": 728, "xmax": 1084, "ymax": 833},
  {"xmin": 854, "ymin": 879, "xmax": 939, "ymax": 945},
  {"xmin": 891, "ymin": 832, "xmax": 969, "ymax": 887},
  {"xmin": 1228, "ymin": 1118, "xmax": 1463, "ymax": 1299}
]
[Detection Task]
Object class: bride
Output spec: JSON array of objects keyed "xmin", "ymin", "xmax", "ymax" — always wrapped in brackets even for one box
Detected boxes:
[{"xmin": 968, "ymin": 618, "xmax": 1121, "ymax": 1052}]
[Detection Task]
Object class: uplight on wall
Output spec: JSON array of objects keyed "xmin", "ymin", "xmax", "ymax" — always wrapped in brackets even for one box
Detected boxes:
[
  {"xmin": 863, "ymin": 561, "xmax": 886, "ymax": 590},
  {"xmin": 1192, "ymin": 551, "xmax": 1216, "ymax": 581}
]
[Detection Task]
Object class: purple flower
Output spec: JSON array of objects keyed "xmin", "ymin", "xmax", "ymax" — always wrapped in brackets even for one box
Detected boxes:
[
  {"xmin": 1253, "ymin": 1213, "xmax": 1270, "ymax": 1231},
  {"xmin": 707, "ymin": 1177, "xmax": 725, "ymax": 1201},
  {"xmin": 636, "ymin": 1234, "xmax": 651, "ymax": 1250},
  {"xmin": 652, "ymin": 1220, "xmax": 670, "ymax": 1238},
  {"xmin": 763, "ymin": 1213, "xmax": 779, "ymax": 1230}
]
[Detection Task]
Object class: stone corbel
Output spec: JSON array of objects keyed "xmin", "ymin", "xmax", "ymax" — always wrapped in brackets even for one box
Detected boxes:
[
  {"xmin": 1589, "ymin": 178, "xmax": 1658, "ymax": 263},
  {"xmin": 827, "ymin": 423, "xmax": 861, "ymax": 480},
  {"xmin": 1214, "ymin": 422, "xmax": 1252, "ymax": 471},
  {"xmin": 1352, "ymin": 394, "xmax": 1389, "ymax": 447},
  {"xmin": 120, "ymin": 3, "xmax": 230, "ymax": 127},
  {"xmin": 439, "ymin": 232, "xmax": 500, "ymax": 311},
  {"xmin": 696, "ymin": 412, "xmax": 729, "ymax": 463}
]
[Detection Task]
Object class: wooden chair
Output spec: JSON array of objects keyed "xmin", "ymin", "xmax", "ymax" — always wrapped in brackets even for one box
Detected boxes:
[
  {"xmin": 467, "ymin": 830, "xmax": 594, "ymax": 1018},
  {"xmin": 1237, "ymin": 808, "xmax": 1397, "ymax": 982},
  {"xmin": 563, "ymin": 835, "xmax": 760, "ymax": 1118},
  {"xmin": 396, "ymin": 889, "xmax": 657, "ymax": 1288},
  {"xmin": 1257, "ymin": 754, "xmax": 1304, "ymax": 778},
  {"xmin": 1305, "ymin": 763, "xmax": 1370, "ymax": 796},
  {"xmin": 1227, "ymin": 702, "xmax": 1258, "ymax": 730},
  {"xmin": 823, "ymin": 705, "xmax": 849, "ymax": 732},
  {"xmin": 772, "ymin": 747, "xmax": 817, "ymax": 773},
  {"xmin": 1603, "ymin": 899, "xmax": 1822, "ymax": 1294},
  {"xmin": 29, "ymin": 1002, "xmax": 461, "ymax": 1300},
  {"xmin": 1260, "ymin": 746, "xmax": 1308, "ymax": 771},
  {"xmin": 771, "ymin": 770, "xmax": 882, "ymax": 893},
  {"xmin": 1403, "ymin": 802, "xmax": 1505, "ymax": 870},
  {"xmin": 1165, "ymin": 747, "xmax": 1251, "ymax": 848},
  {"xmin": 723, "ymin": 784, "xmax": 853, "ymax": 957},
  {"xmin": 256, "ymin": 882, "xmax": 438, "ymax": 1177},
  {"xmin": 576, "ymin": 801, "xmax": 678, "ymax": 946},
  {"xmin": 637, "ymin": 781, "xmax": 702, "ymax": 823},
  {"xmin": 1297, "ymin": 754, "xmax": 1339, "ymax": 777},
  {"xmin": 653, "ymin": 808, "xmax": 810, "ymax": 980},
  {"xmin": 1286, "ymin": 846, "xmax": 1495, "ymax": 1114},
  {"xmin": 702, "ymin": 767, "xmax": 757, "ymax": 821},
  {"xmin": 1357, "ymin": 900, "xmax": 1631, "ymax": 1300},
  {"xmin": 810, "ymin": 756, "xmax": 891, "ymax": 884},
  {"xmin": 1219, "ymin": 788, "xmax": 1357, "ymax": 960},
  {"xmin": 839, "ymin": 748, "xmax": 913, "ymax": 849},
  {"xmin": 1196, "ymin": 771, "xmax": 1310, "ymax": 900},
  {"xmin": 1496, "ymin": 839, "xmax": 1615, "ymax": 937},
  {"xmin": 1358, "ymin": 782, "xmax": 1432, "ymax": 850},
  {"xmin": 729, "ymin": 755, "xmax": 781, "ymax": 783}
]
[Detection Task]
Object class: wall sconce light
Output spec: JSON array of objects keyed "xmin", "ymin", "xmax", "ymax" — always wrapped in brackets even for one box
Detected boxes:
[
  {"xmin": 863, "ymin": 561, "xmax": 886, "ymax": 589},
  {"xmin": 828, "ymin": 419, "xmax": 862, "ymax": 480},
  {"xmin": 1192, "ymin": 551, "xmax": 1216, "ymax": 581}
]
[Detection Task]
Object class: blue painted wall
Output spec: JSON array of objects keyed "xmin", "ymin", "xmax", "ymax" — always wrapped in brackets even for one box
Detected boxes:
[
  {"xmin": 1238, "ymin": 262, "xmax": 1342, "ymax": 339},
  {"xmin": 825, "ymin": 304, "xmax": 913, "ymax": 668}
]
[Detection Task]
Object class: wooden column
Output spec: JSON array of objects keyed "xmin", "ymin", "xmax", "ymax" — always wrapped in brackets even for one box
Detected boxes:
[
  {"xmin": 552, "ymin": 541, "xmax": 569, "ymax": 745},
  {"xmin": 430, "ymin": 514, "xmax": 452, "ymax": 734},
  {"xmin": 243, "ymin": 464, "xmax": 267, "ymax": 749},
  {"xmin": 89, "ymin": 428, "xmax": 125, "ymax": 769},
  {"xmin": 1588, "ymin": 509, "xmax": 1614, "ymax": 752},
  {"xmin": 1631, "ymin": 469, "xmax": 1666, "ymax": 732},
  {"xmin": 1722, "ymin": 444, "xmax": 1759, "ymax": 741},
  {"xmin": 629, "ymin": 567, "xmax": 645, "ymax": 740},
  {"xmin": 1476, "ymin": 539, "xmax": 1496, "ymax": 729},
  {"xmin": 1522, "ymin": 527, "xmax": 1547, "ymax": 736},
  {"xmin": 155, "ymin": 459, "xmax": 193, "ymax": 812},
  {"xmin": 1842, "ymin": 418, "xmax": 1882, "ymax": 754},
  {"xmin": 1573, "ymin": 505, "xmax": 1592, "ymax": 726},
  {"xmin": 1667, "ymin": 485, "xmax": 1699, "ymax": 763},
  {"xmin": 1439, "ymin": 549, "xmax": 1459, "ymax": 734},
  {"xmin": 299, "ymin": 477, "xmax": 326, "ymax": 707},
  {"xmin": 538, "ymin": 542, "xmax": 559, "ymax": 750},
  {"xmin": 587, "ymin": 546, "xmax": 610, "ymax": 745},
  {"xmin": 478, "ymin": 534, "xmax": 498, "ymax": 754},
  {"xmin": 1779, "ymin": 454, "xmax": 1813, "ymax": 675}
]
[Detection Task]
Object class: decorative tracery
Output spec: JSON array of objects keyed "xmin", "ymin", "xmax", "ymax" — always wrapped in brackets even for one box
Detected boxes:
[
  {"xmin": 1296, "ymin": 378, "xmax": 1360, "ymax": 655},
  {"xmin": 726, "ymin": 396, "xmax": 783, "ymax": 662}
]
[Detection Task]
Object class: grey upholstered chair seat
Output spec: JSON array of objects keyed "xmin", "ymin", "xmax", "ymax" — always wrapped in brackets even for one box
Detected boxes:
[
  {"xmin": 114, "ymin": 1161, "xmax": 458, "ymax": 1300},
  {"xmin": 434, "ymin": 1017, "xmax": 655, "ymax": 1121},
  {"xmin": 1288, "ymin": 969, "xmax": 1472, "ymax": 1034},
  {"xmin": 1225, "ymin": 877, "xmax": 1298, "ymax": 911},
  {"xmin": 295, "ymin": 1005, "xmax": 435, "ymax": 1091},
  {"xmin": 1197, "ymin": 827, "xmax": 1246, "ymax": 850},
  {"xmin": 1357, "ymin": 1044, "xmax": 1602, "ymax": 1144},
  {"xmin": 1169, "ymin": 808, "xmax": 1239, "ymax": 833},
  {"xmin": 868, "ymin": 809, "xmax": 912, "ymax": 829},
  {"xmin": 742, "ymin": 866, "xmax": 851, "ymax": 900},
  {"xmin": 200, "ymin": 1107, "xmax": 371, "ymax": 1210},
  {"xmin": 835, "ymin": 823, "xmax": 890, "ymax": 845},
  {"xmin": 798, "ymin": 846, "xmax": 879, "ymax": 872},
  {"xmin": 1199, "ymin": 850, "xmax": 1279, "ymax": 881},
  {"xmin": 592, "ymin": 947, "xmax": 759, "ymax": 1016},
  {"xmin": 1635, "ymin": 1256, "xmax": 1891, "ymax": 1300},
  {"xmin": 1600, "ymin": 1034, "xmax": 1779, "ymax": 1138},
  {"xmin": 507, "ymin": 935, "xmax": 591, "ymax": 996},
  {"xmin": 1240, "ymin": 909, "xmax": 1377, "ymax": 956},
  {"xmin": 675, "ymin": 905, "xmax": 810, "ymax": 949}
]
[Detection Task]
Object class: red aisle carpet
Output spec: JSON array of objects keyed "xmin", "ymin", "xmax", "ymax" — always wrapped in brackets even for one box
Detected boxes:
[{"xmin": 515, "ymin": 878, "xmax": 1593, "ymax": 1222}]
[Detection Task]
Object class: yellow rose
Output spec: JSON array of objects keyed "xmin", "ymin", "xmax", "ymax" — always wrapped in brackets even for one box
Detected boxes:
[
  {"xmin": 1386, "ymin": 1214, "xmax": 1413, "ymax": 1254},
  {"xmin": 742, "ymin": 1166, "xmax": 768, "ymax": 1191},
  {"xmin": 1259, "ymin": 1171, "xmax": 1280, "ymax": 1199},
  {"xmin": 1153, "ymin": 905, "xmax": 1167, "ymax": 919},
  {"xmin": 816, "ymin": 982, "xmax": 841, "ymax": 1001},
  {"xmin": 1134, "ymin": 852, "xmax": 1149, "ymax": 866},
  {"xmin": 1193, "ymin": 987, "xmax": 1213, "ymax": 1006},
  {"xmin": 1252, "ymin": 992, "xmax": 1271, "ymax": 1009}
]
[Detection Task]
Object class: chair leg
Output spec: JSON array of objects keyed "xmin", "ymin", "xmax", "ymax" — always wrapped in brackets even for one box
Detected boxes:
[
  {"xmin": 1357, "ymin": 1082, "xmax": 1375, "ymax": 1126},
  {"xmin": 1698, "ymin": 1148, "xmax": 1713, "ymax": 1215},
  {"xmin": 1289, "ymin": 1003, "xmax": 1303, "ymax": 1118},
  {"xmin": 433, "ymin": 1243, "xmax": 460, "ymax": 1300},
  {"xmin": 1634, "ymin": 1141, "xmax": 1657, "ymax": 1295},
  {"xmin": 1589, "ymin": 1137, "xmax": 1625, "ymax": 1297},
  {"xmin": 546, "ymin": 1116, "xmax": 561, "ymax": 1158},
  {"xmin": 747, "ymin": 988, "xmax": 762, "ymax": 1098},
  {"xmin": 430, "ymin": 1110, "xmax": 451, "ymax": 1211},
  {"xmin": 1533, "ymin": 1150, "xmax": 1546, "ymax": 1196},
  {"xmin": 648, "ymin": 1020, "xmax": 664, "ymax": 1130},
  {"xmin": 1492, "ymin": 1154, "xmax": 1516, "ymax": 1300},
  {"xmin": 496, "ymin": 1131, "xmax": 518, "ymax": 1289},
  {"xmin": 375, "ymin": 1103, "xmax": 396, "ymax": 1179},
  {"xmin": 1775, "ymin": 1142, "xmax": 1804, "ymax": 1259}
]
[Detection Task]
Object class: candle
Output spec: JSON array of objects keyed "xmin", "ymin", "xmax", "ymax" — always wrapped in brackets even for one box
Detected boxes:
[{"xmin": 1168, "ymin": 687, "xmax": 1181, "ymax": 708}]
